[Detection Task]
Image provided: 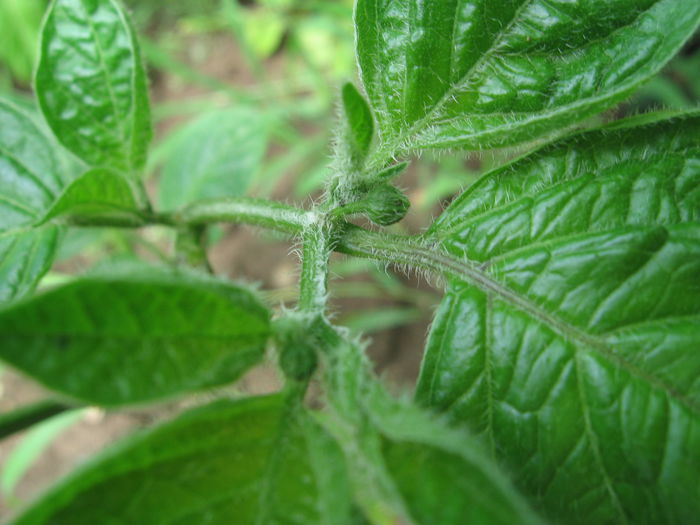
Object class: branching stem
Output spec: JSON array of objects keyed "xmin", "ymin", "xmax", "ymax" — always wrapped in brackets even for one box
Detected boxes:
[{"xmin": 298, "ymin": 220, "xmax": 332, "ymax": 314}]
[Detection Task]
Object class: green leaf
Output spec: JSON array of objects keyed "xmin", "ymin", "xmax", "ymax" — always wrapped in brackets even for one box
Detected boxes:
[
  {"xmin": 323, "ymin": 335, "xmax": 544, "ymax": 525},
  {"xmin": 0, "ymin": 273, "xmax": 271, "ymax": 406},
  {"xmin": 158, "ymin": 108, "xmax": 268, "ymax": 211},
  {"xmin": 42, "ymin": 167, "xmax": 143, "ymax": 226},
  {"xmin": 371, "ymin": 398, "xmax": 545, "ymax": 525},
  {"xmin": 341, "ymin": 83, "xmax": 374, "ymax": 166},
  {"xmin": 10, "ymin": 395, "xmax": 355, "ymax": 525},
  {"xmin": 36, "ymin": 0, "xmax": 152, "ymax": 172},
  {"xmin": 418, "ymin": 113, "xmax": 700, "ymax": 524},
  {"xmin": 0, "ymin": 400, "xmax": 73, "ymax": 440},
  {"xmin": 0, "ymin": 228, "xmax": 61, "ymax": 302},
  {"xmin": 356, "ymin": 0, "xmax": 700, "ymax": 151},
  {"xmin": 2, "ymin": 410, "xmax": 83, "ymax": 498},
  {"xmin": 0, "ymin": 100, "xmax": 65, "ymax": 230},
  {"xmin": 0, "ymin": 0, "xmax": 45, "ymax": 85},
  {"xmin": 0, "ymin": 99, "xmax": 66, "ymax": 302}
]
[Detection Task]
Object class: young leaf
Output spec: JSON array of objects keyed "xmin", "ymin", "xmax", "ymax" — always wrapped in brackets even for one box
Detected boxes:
[
  {"xmin": 0, "ymin": 99, "xmax": 66, "ymax": 301},
  {"xmin": 356, "ymin": 0, "xmax": 700, "ymax": 152},
  {"xmin": 36, "ymin": 0, "xmax": 152, "ymax": 172},
  {"xmin": 158, "ymin": 108, "xmax": 268, "ymax": 211},
  {"xmin": 418, "ymin": 113, "xmax": 700, "ymax": 524},
  {"xmin": 0, "ymin": 273, "xmax": 271, "ymax": 406},
  {"xmin": 370, "ymin": 396, "xmax": 545, "ymax": 525},
  {"xmin": 323, "ymin": 336, "xmax": 544, "ymax": 525},
  {"xmin": 42, "ymin": 168, "xmax": 143, "ymax": 226},
  {"xmin": 341, "ymin": 83, "xmax": 374, "ymax": 166},
  {"xmin": 10, "ymin": 395, "xmax": 355, "ymax": 525},
  {"xmin": 2, "ymin": 410, "xmax": 83, "ymax": 498},
  {"xmin": 0, "ymin": 400, "xmax": 73, "ymax": 440}
]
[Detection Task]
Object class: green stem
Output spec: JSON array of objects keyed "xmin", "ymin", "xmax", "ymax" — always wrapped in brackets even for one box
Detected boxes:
[
  {"xmin": 298, "ymin": 221, "xmax": 331, "ymax": 313},
  {"xmin": 175, "ymin": 224, "xmax": 212, "ymax": 272},
  {"xmin": 179, "ymin": 198, "xmax": 314, "ymax": 236},
  {"xmin": 0, "ymin": 400, "xmax": 76, "ymax": 440}
]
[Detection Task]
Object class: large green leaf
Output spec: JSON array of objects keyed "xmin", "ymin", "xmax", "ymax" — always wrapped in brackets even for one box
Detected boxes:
[
  {"xmin": 0, "ymin": 99, "xmax": 65, "ymax": 301},
  {"xmin": 36, "ymin": 0, "xmax": 152, "ymax": 172},
  {"xmin": 10, "ymin": 395, "xmax": 355, "ymax": 524},
  {"xmin": 418, "ymin": 113, "xmax": 700, "ymax": 524},
  {"xmin": 0, "ymin": 272, "xmax": 270, "ymax": 406},
  {"xmin": 158, "ymin": 108, "xmax": 268, "ymax": 211},
  {"xmin": 356, "ymin": 0, "xmax": 700, "ymax": 151}
]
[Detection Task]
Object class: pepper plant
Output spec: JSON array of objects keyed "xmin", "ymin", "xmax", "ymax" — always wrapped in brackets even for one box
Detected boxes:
[{"xmin": 1, "ymin": 1, "xmax": 700, "ymax": 524}]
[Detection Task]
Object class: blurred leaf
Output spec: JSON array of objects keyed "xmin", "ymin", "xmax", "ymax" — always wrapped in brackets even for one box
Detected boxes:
[
  {"xmin": 342, "ymin": 307, "xmax": 421, "ymax": 334},
  {"xmin": 36, "ymin": 0, "xmax": 152, "ymax": 172},
  {"xmin": 0, "ymin": 401, "xmax": 72, "ymax": 441},
  {"xmin": 2, "ymin": 410, "xmax": 83, "ymax": 499},
  {"xmin": 0, "ymin": 273, "xmax": 271, "ymax": 406},
  {"xmin": 0, "ymin": 229, "xmax": 61, "ymax": 303},
  {"xmin": 0, "ymin": 100, "xmax": 67, "ymax": 231},
  {"xmin": 0, "ymin": 0, "xmax": 45, "ymax": 84},
  {"xmin": 158, "ymin": 108, "xmax": 268, "ymax": 211},
  {"xmin": 294, "ymin": 164, "xmax": 330, "ymax": 198},
  {"xmin": 10, "ymin": 395, "xmax": 356, "ymax": 524},
  {"xmin": 242, "ymin": 7, "xmax": 286, "ymax": 58},
  {"xmin": 42, "ymin": 168, "xmax": 143, "ymax": 226},
  {"xmin": 54, "ymin": 228, "xmax": 110, "ymax": 262},
  {"xmin": 0, "ymin": 99, "xmax": 67, "ymax": 302},
  {"xmin": 295, "ymin": 15, "xmax": 354, "ymax": 77}
]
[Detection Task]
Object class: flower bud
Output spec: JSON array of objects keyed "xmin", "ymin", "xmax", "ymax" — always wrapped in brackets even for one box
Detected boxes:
[{"xmin": 364, "ymin": 184, "xmax": 410, "ymax": 226}]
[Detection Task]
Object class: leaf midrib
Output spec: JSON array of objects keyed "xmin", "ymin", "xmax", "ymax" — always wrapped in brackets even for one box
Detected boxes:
[
  {"xmin": 431, "ymin": 246, "xmax": 700, "ymax": 415},
  {"xmin": 351, "ymin": 231, "xmax": 700, "ymax": 416}
]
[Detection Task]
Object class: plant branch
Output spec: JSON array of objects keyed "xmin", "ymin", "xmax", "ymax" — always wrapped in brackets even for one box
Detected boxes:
[
  {"xmin": 179, "ymin": 198, "xmax": 314, "ymax": 236},
  {"xmin": 298, "ymin": 221, "xmax": 332, "ymax": 313}
]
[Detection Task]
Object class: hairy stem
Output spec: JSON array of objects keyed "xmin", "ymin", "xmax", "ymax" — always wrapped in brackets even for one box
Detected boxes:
[
  {"xmin": 298, "ymin": 221, "xmax": 332, "ymax": 313},
  {"xmin": 179, "ymin": 198, "xmax": 314, "ymax": 235}
]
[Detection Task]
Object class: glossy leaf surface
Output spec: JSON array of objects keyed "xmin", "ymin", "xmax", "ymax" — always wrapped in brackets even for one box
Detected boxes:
[
  {"xmin": 43, "ymin": 167, "xmax": 142, "ymax": 226},
  {"xmin": 0, "ymin": 100, "xmax": 65, "ymax": 301},
  {"xmin": 11, "ymin": 395, "xmax": 355, "ymax": 524},
  {"xmin": 342, "ymin": 83, "xmax": 374, "ymax": 166},
  {"xmin": 158, "ymin": 108, "xmax": 268, "ymax": 211},
  {"xmin": 36, "ymin": 0, "xmax": 152, "ymax": 171},
  {"xmin": 419, "ymin": 114, "xmax": 700, "ymax": 524},
  {"xmin": 0, "ymin": 273, "xmax": 270, "ymax": 406},
  {"xmin": 356, "ymin": 0, "xmax": 700, "ymax": 151}
]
